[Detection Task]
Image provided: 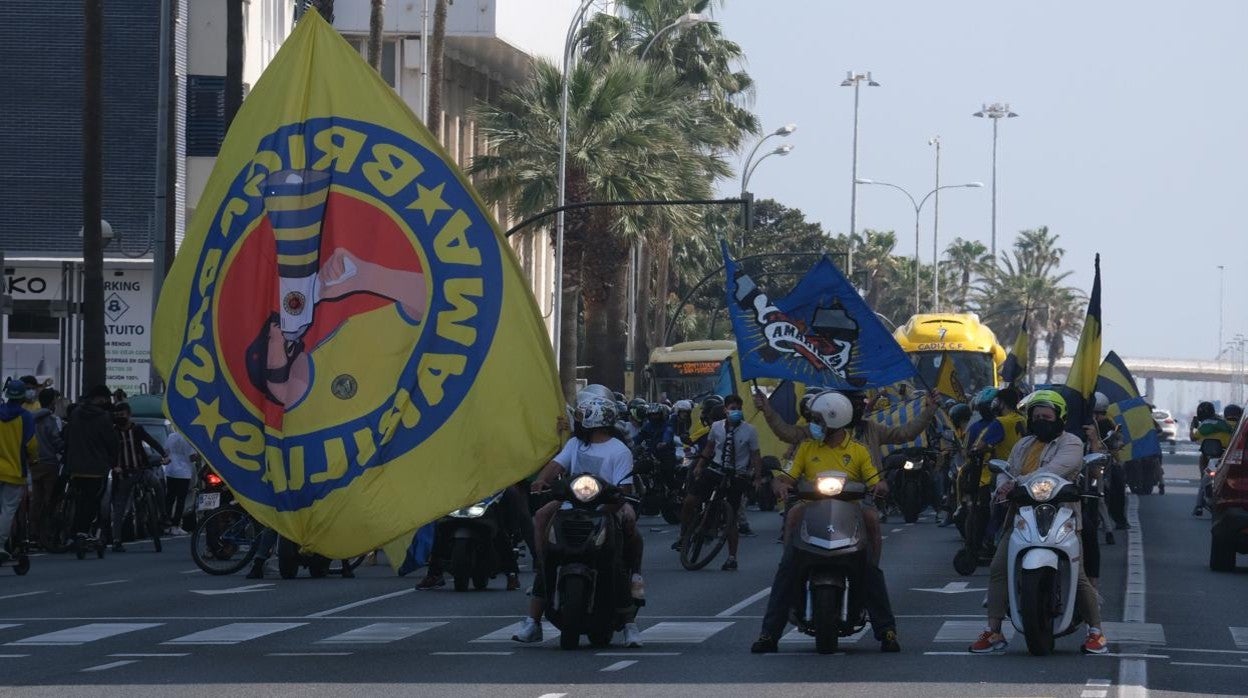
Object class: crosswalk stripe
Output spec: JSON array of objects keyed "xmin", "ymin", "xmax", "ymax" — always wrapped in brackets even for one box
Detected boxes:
[
  {"xmin": 638, "ymin": 622, "xmax": 732, "ymax": 644},
  {"xmin": 1101, "ymin": 622, "xmax": 1166, "ymax": 645},
  {"xmin": 164, "ymin": 622, "xmax": 306, "ymax": 645},
  {"xmin": 317, "ymin": 622, "xmax": 445, "ymax": 644},
  {"xmin": 473, "ymin": 621, "xmax": 559, "ymax": 643},
  {"xmin": 934, "ymin": 620, "xmax": 1015, "ymax": 642},
  {"xmin": 9, "ymin": 623, "xmax": 162, "ymax": 646},
  {"xmin": 1231, "ymin": 627, "xmax": 1248, "ymax": 650},
  {"xmin": 781, "ymin": 623, "xmax": 872, "ymax": 644},
  {"xmin": 0, "ymin": 624, "xmax": 20, "ymax": 632}
]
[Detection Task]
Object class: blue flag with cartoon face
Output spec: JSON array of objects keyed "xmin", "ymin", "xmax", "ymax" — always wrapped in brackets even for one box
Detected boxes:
[{"xmin": 723, "ymin": 243, "xmax": 917, "ymax": 389}]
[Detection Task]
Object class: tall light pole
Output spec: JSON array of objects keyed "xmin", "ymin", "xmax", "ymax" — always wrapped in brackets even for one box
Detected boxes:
[
  {"xmin": 841, "ymin": 71, "xmax": 879, "ymax": 277},
  {"xmin": 640, "ymin": 11, "xmax": 706, "ymax": 59},
  {"xmin": 742, "ymin": 124, "xmax": 797, "ymax": 191},
  {"xmin": 928, "ymin": 136, "xmax": 941, "ymax": 310},
  {"xmin": 1218, "ymin": 264, "xmax": 1226, "ymax": 358},
  {"xmin": 857, "ymin": 178, "xmax": 983, "ymax": 314},
  {"xmin": 739, "ymin": 144, "xmax": 794, "ymax": 247},
  {"xmin": 972, "ymin": 102, "xmax": 1018, "ymax": 261}
]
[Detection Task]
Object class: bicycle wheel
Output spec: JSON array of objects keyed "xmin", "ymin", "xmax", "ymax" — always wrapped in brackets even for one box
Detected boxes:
[
  {"xmin": 43, "ymin": 497, "xmax": 75, "ymax": 554},
  {"xmin": 191, "ymin": 506, "xmax": 259, "ymax": 575},
  {"xmin": 140, "ymin": 487, "xmax": 163, "ymax": 553},
  {"xmin": 680, "ymin": 498, "xmax": 731, "ymax": 571}
]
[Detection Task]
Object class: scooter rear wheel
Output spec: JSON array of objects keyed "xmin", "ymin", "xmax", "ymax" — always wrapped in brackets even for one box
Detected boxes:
[
  {"xmin": 558, "ymin": 576, "xmax": 589, "ymax": 650},
  {"xmin": 812, "ymin": 586, "xmax": 842, "ymax": 654},
  {"xmin": 451, "ymin": 539, "xmax": 472, "ymax": 592},
  {"xmin": 1019, "ymin": 568, "xmax": 1057, "ymax": 656},
  {"xmin": 953, "ymin": 548, "xmax": 978, "ymax": 576}
]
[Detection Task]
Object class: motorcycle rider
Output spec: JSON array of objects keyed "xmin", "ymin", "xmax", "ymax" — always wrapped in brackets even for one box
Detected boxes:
[
  {"xmin": 750, "ymin": 390, "xmax": 900, "ymax": 653},
  {"xmin": 938, "ymin": 402, "xmax": 973, "ymax": 527},
  {"xmin": 754, "ymin": 386, "xmax": 939, "ymax": 563},
  {"xmin": 969, "ymin": 389, "xmax": 1109, "ymax": 655},
  {"xmin": 670, "ymin": 400, "xmax": 694, "ymax": 446},
  {"xmin": 1085, "ymin": 392, "xmax": 1128, "ymax": 533},
  {"xmin": 1191, "ymin": 401, "xmax": 1234, "ymax": 516},
  {"xmin": 677, "ymin": 394, "xmax": 762, "ymax": 570},
  {"xmin": 513, "ymin": 396, "xmax": 644, "ymax": 647}
]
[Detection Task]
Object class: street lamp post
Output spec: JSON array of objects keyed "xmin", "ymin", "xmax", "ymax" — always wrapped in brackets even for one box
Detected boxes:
[
  {"xmin": 856, "ymin": 178, "xmax": 983, "ymax": 314},
  {"xmin": 928, "ymin": 136, "xmax": 941, "ymax": 310},
  {"xmin": 972, "ymin": 102, "xmax": 1018, "ymax": 261},
  {"xmin": 739, "ymin": 143, "xmax": 794, "ymax": 247},
  {"xmin": 841, "ymin": 71, "xmax": 879, "ymax": 277},
  {"xmin": 639, "ymin": 11, "xmax": 706, "ymax": 60}
]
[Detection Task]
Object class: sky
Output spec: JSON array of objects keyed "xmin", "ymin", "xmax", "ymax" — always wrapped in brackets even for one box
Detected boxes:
[{"xmin": 709, "ymin": 0, "xmax": 1247, "ymax": 412}]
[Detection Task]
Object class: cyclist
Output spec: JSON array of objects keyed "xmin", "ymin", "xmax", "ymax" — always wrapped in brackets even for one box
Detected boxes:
[
  {"xmin": 751, "ymin": 391, "xmax": 900, "ymax": 653},
  {"xmin": 513, "ymin": 396, "xmax": 644, "ymax": 647},
  {"xmin": 0, "ymin": 379, "xmax": 38, "ymax": 564},
  {"xmin": 109, "ymin": 402, "xmax": 170, "ymax": 552},
  {"xmin": 63, "ymin": 385, "xmax": 119, "ymax": 555},
  {"xmin": 677, "ymin": 394, "xmax": 762, "ymax": 571}
]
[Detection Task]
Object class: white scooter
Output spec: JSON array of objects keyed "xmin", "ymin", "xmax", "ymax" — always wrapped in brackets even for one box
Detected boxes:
[{"xmin": 987, "ymin": 454, "xmax": 1103, "ymax": 656}]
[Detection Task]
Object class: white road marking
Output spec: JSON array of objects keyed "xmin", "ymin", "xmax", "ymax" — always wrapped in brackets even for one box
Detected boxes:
[
  {"xmin": 0, "ymin": 654, "xmax": 31, "ymax": 658},
  {"xmin": 87, "ymin": 579, "xmax": 130, "ymax": 586},
  {"xmin": 317, "ymin": 622, "xmax": 445, "ymax": 644},
  {"xmin": 1230, "ymin": 627, "xmax": 1248, "ymax": 649},
  {"xmin": 431, "ymin": 651, "xmax": 513, "ymax": 656},
  {"xmin": 596, "ymin": 652, "xmax": 680, "ymax": 656},
  {"xmin": 0, "ymin": 624, "xmax": 20, "ymax": 632},
  {"xmin": 934, "ymin": 620, "xmax": 1015, "ymax": 642},
  {"xmin": 189, "ymin": 583, "xmax": 274, "ymax": 596},
  {"xmin": 0, "ymin": 591, "xmax": 47, "ymax": 601},
  {"xmin": 890, "ymin": 528, "xmax": 903, "ymax": 533},
  {"xmin": 638, "ymin": 622, "xmax": 733, "ymax": 643},
  {"xmin": 110, "ymin": 653, "xmax": 189, "ymax": 658},
  {"xmin": 716, "ymin": 587, "xmax": 770, "ymax": 617},
  {"xmin": 600, "ymin": 660, "xmax": 637, "ymax": 672},
  {"xmin": 10, "ymin": 623, "xmax": 162, "ymax": 646},
  {"xmin": 1100, "ymin": 622, "xmax": 1166, "ymax": 645},
  {"xmin": 1118, "ymin": 494, "xmax": 1149, "ymax": 698},
  {"xmin": 180, "ymin": 569, "xmax": 203, "ymax": 574},
  {"xmin": 922, "ymin": 651, "xmax": 984, "ymax": 656},
  {"xmin": 1167, "ymin": 646, "xmax": 1248, "ymax": 655},
  {"xmin": 780, "ymin": 624, "xmax": 871, "ymax": 645},
  {"xmin": 267, "ymin": 652, "xmax": 353, "ymax": 657},
  {"xmin": 473, "ymin": 621, "xmax": 559, "ymax": 643},
  {"xmin": 305, "ymin": 589, "xmax": 415, "ymax": 618},
  {"xmin": 536, "ymin": 693, "xmax": 567, "ymax": 698},
  {"xmin": 81, "ymin": 660, "xmax": 138, "ymax": 672},
  {"xmin": 1170, "ymin": 661, "xmax": 1248, "ymax": 669},
  {"xmin": 913, "ymin": 581, "xmax": 985, "ymax": 594},
  {"xmin": 164, "ymin": 622, "xmax": 306, "ymax": 645},
  {"xmin": 1081, "ymin": 691, "xmax": 1108, "ymax": 698},
  {"xmin": 1095, "ymin": 653, "xmax": 1169, "ymax": 659}
]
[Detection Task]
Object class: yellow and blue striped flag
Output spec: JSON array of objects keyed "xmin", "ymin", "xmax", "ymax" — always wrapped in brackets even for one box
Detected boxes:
[
  {"xmin": 152, "ymin": 10, "xmax": 564, "ymax": 559},
  {"xmin": 1096, "ymin": 351, "xmax": 1161, "ymax": 461}
]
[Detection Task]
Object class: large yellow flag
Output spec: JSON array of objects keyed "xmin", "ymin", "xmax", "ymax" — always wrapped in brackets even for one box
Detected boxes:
[
  {"xmin": 1063, "ymin": 254, "xmax": 1102, "ymax": 432},
  {"xmin": 153, "ymin": 11, "xmax": 563, "ymax": 558},
  {"xmin": 933, "ymin": 352, "xmax": 966, "ymax": 400}
]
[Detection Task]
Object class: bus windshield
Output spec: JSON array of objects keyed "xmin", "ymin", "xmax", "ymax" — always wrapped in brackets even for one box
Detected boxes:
[
  {"xmin": 650, "ymin": 360, "xmax": 731, "ymax": 402},
  {"xmin": 912, "ymin": 351, "xmax": 996, "ymax": 395}
]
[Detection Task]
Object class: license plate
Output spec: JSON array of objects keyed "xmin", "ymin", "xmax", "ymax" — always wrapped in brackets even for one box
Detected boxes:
[{"xmin": 196, "ymin": 493, "xmax": 221, "ymax": 511}]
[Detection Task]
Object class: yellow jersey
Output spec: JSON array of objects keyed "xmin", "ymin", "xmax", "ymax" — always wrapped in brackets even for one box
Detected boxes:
[{"xmin": 786, "ymin": 433, "xmax": 878, "ymax": 486}]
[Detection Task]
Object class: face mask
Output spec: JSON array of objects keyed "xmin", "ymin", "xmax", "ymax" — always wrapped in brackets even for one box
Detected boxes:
[
  {"xmin": 727, "ymin": 409, "xmax": 744, "ymax": 424},
  {"xmin": 25, "ymin": 390, "xmax": 36, "ymax": 401},
  {"xmin": 809, "ymin": 423, "xmax": 825, "ymax": 441},
  {"xmin": 1029, "ymin": 419, "xmax": 1063, "ymax": 442}
]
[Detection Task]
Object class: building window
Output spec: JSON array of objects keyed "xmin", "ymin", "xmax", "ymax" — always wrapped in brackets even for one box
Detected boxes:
[
  {"xmin": 6, "ymin": 302, "xmax": 59, "ymax": 341},
  {"xmin": 346, "ymin": 37, "xmax": 399, "ymax": 92}
]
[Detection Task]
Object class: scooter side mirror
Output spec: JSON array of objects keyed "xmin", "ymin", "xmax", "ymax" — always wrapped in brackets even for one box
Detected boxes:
[
  {"xmin": 987, "ymin": 459, "xmax": 1010, "ymax": 475},
  {"xmin": 1082, "ymin": 453, "xmax": 1110, "ymax": 467}
]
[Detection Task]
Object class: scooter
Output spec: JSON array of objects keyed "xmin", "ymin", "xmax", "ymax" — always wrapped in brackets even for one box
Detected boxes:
[
  {"xmin": 435, "ymin": 492, "xmax": 512, "ymax": 591},
  {"xmin": 542, "ymin": 473, "xmax": 642, "ymax": 650},
  {"xmin": 988, "ymin": 456, "xmax": 1097, "ymax": 656},
  {"xmin": 885, "ymin": 448, "xmax": 936, "ymax": 524},
  {"xmin": 788, "ymin": 470, "xmax": 871, "ymax": 654},
  {"xmin": 1198, "ymin": 439, "xmax": 1223, "ymax": 513},
  {"xmin": 953, "ymin": 450, "xmax": 994, "ymax": 576}
]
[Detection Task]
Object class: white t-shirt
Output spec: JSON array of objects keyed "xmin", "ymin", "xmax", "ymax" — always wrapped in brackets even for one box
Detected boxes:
[
  {"xmin": 554, "ymin": 437, "xmax": 633, "ymax": 486},
  {"xmin": 707, "ymin": 419, "xmax": 760, "ymax": 473},
  {"xmin": 164, "ymin": 431, "xmax": 197, "ymax": 480}
]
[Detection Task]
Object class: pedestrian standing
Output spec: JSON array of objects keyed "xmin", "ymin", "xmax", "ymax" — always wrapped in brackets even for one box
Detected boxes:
[
  {"xmin": 63, "ymin": 385, "xmax": 120, "ymax": 554},
  {"xmin": 163, "ymin": 429, "xmax": 196, "ymax": 535},
  {"xmin": 109, "ymin": 402, "xmax": 170, "ymax": 552},
  {"xmin": 30, "ymin": 388, "xmax": 65, "ymax": 543},
  {"xmin": 0, "ymin": 379, "xmax": 38, "ymax": 563},
  {"xmin": 18, "ymin": 375, "xmax": 41, "ymax": 414}
]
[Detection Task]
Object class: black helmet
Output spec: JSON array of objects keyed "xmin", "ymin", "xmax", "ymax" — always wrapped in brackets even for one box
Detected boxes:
[
  {"xmin": 646, "ymin": 403, "xmax": 670, "ymax": 421},
  {"xmin": 1225, "ymin": 404, "xmax": 1243, "ymax": 423},
  {"xmin": 949, "ymin": 403, "xmax": 972, "ymax": 428},
  {"xmin": 700, "ymin": 395, "xmax": 726, "ymax": 426},
  {"xmin": 1197, "ymin": 401, "xmax": 1216, "ymax": 420},
  {"xmin": 627, "ymin": 398, "xmax": 648, "ymax": 422}
]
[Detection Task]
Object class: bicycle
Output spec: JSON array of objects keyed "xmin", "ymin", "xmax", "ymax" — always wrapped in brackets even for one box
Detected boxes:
[
  {"xmin": 42, "ymin": 478, "xmax": 76, "ymax": 554},
  {"xmin": 191, "ymin": 504, "xmax": 262, "ymax": 575},
  {"xmin": 129, "ymin": 472, "xmax": 164, "ymax": 553},
  {"xmin": 679, "ymin": 467, "xmax": 736, "ymax": 571}
]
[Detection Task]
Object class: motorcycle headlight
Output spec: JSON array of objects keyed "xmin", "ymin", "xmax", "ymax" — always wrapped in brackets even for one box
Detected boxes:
[
  {"xmin": 816, "ymin": 476, "xmax": 845, "ymax": 496},
  {"xmin": 465, "ymin": 505, "xmax": 486, "ymax": 517},
  {"xmin": 1054, "ymin": 518, "xmax": 1077, "ymax": 544},
  {"xmin": 1026, "ymin": 475, "xmax": 1062, "ymax": 502},
  {"xmin": 570, "ymin": 475, "xmax": 601, "ymax": 503},
  {"xmin": 902, "ymin": 461, "xmax": 917, "ymax": 471}
]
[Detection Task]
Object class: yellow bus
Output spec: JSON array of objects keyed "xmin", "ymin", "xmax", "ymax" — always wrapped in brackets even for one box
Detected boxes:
[{"xmin": 893, "ymin": 313, "xmax": 1007, "ymax": 394}]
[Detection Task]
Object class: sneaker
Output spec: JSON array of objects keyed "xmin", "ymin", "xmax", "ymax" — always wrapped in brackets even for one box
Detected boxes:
[
  {"xmin": 1082, "ymin": 629, "xmax": 1109, "ymax": 654},
  {"xmin": 670, "ymin": 539, "xmax": 683, "ymax": 552},
  {"xmin": 624, "ymin": 622, "xmax": 643, "ymax": 648},
  {"xmin": 968, "ymin": 630, "xmax": 1008, "ymax": 654},
  {"xmin": 1158, "ymin": 482, "xmax": 1165, "ymax": 495},
  {"xmin": 511, "ymin": 617, "xmax": 543, "ymax": 643},
  {"xmin": 721, "ymin": 557, "xmax": 738, "ymax": 571},
  {"xmin": 738, "ymin": 523, "xmax": 756, "ymax": 537},
  {"xmin": 750, "ymin": 634, "xmax": 778, "ymax": 654},
  {"xmin": 416, "ymin": 573, "xmax": 445, "ymax": 590},
  {"xmin": 506, "ymin": 573, "xmax": 521, "ymax": 591},
  {"xmin": 340, "ymin": 564, "xmax": 355, "ymax": 579},
  {"xmin": 630, "ymin": 573, "xmax": 645, "ymax": 601},
  {"xmin": 245, "ymin": 559, "xmax": 264, "ymax": 579},
  {"xmin": 112, "ymin": 542, "xmax": 125, "ymax": 553},
  {"xmin": 938, "ymin": 514, "xmax": 955, "ymax": 528},
  {"xmin": 880, "ymin": 629, "xmax": 901, "ymax": 652},
  {"xmin": 0, "ymin": 550, "xmax": 11, "ymax": 564},
  {"xmin": 1193, "ymin": 506, "xmax": 1204, "ymax": 517}
]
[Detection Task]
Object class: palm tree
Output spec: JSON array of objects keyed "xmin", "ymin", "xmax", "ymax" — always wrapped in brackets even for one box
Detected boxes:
[
  {"xmin": 943, "ymin": 237, "xmax": 991, "ymax": 311},
  {"xmin": 470, "ymin": 58, "xmax": 723, "ymax": 394},
  {"xmin": 426, "ymin": 0, "xmax": 447, "ymax": 137},
  {"xmin": 367, "ymin": 0, "xmax": 385, "ymax": 72}
]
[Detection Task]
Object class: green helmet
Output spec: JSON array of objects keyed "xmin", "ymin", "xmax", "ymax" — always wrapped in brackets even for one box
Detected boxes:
[{"xmin": 1023, "ymin": 389, "xmax": 1068, "ymax": 421}]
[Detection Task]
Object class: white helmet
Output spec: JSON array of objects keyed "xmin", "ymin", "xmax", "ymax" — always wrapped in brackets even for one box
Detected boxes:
[
  {"xmin": 673, "ymin": 399, "xmax": 693, "ymax": 413},
  {"xmin": 576, "ymin": 384, "xmax": 615, "ymax": 405},
  {"xmin": 809, "ymin": 391, "xmax": 854, "ymax": 430},
  {"xmin": 1093, "ymin": 391, "xmax": 1110, "ymax": 412},
  {"xmin": 575, "ymin": 396, "xmax": 618, "ymax": 430}
]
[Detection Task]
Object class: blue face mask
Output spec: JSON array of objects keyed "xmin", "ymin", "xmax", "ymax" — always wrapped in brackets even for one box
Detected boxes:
[
  {"xmin": 727, "ymin": 409, "xmax": 744, "ymax": 423},
  {"xmin": 809, "ymin": 423, "xmax": 825, "ymax": 441}
]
